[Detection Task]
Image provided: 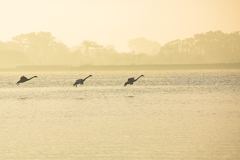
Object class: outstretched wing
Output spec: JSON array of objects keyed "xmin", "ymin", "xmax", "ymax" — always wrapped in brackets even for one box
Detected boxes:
[
  {"xmin": 128, "ymin": 77, "xmax": 134, "ymax": 83},
  {"xmin": 20, "ymin": 76, "xmax": 28, "ymax": 81}
]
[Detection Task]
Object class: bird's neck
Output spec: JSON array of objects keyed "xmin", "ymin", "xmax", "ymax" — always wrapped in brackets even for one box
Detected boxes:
[
  {"xmin": 134, "ymin": 76, "xmax": 142, "ymax": 81},
  {"xmin": 29, "ymin": 76, "xmax": 36, "ymax": 80},
  {"xmin": 84, "ymin": 76, "xmax": 91, "ymax": 81}
]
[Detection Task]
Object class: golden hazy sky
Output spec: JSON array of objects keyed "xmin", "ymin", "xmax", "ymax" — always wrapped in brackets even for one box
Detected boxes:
[{"xmin": 1, "ymin": 0, "xmax": 240, "ymax": 51}]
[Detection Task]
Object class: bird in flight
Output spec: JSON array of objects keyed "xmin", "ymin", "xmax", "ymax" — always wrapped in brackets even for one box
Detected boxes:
[
  {"xmin": 73, "ymin": 75, "xmax": 92, "ymax": 87},
  {"xmin": 124, "ymin": 75, "xmax": 144, "ymax": 86},
  {"xmin": 16, "ymin": 76, "xmax": 38, "ymax": 86}
]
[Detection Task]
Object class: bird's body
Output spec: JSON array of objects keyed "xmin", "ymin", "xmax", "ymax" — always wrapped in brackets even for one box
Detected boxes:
[
  {"xmin": 16, "ymin": 76, "xmax": 37, "ymax": 85},
  {"xmin": 124, "ymin": 75, "xmax": 144, "ymax": 86},
  {"xmin": 74, "ymin": 79, "xmax": 84, "ymax": 85},
  {"xmin": 73, "ymin": 75, "xmax": 92, "ymax": 87}
]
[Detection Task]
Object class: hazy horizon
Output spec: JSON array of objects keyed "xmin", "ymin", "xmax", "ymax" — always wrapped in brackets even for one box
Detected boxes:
[
  {"xmin": 1, "ymin": 0, "xmax": 240, "ymax": 52},
  {"xmin": 1, "ymin": 30, "xmax": 240, "ymax": 67}
]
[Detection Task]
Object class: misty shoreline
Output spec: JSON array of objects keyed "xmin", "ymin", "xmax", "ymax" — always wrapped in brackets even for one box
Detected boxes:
[{"xmin": 1, "ymin": 63, "xmax": 240, "ymax": 72}]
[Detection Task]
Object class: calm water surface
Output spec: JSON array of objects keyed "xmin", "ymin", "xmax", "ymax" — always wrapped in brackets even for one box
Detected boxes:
[{"xmin": 0, "ymin": 70, "xmax": 240, "ymax": 160}]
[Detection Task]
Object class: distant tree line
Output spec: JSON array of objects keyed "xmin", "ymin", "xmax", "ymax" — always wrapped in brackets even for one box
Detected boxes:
[
  {"xmin": 0, "ymin": 30, "xmax": 239, "ymax": 67},
  {"xmin": 158, "ymin": 31, "xmax": 240, "ymax": 64}
]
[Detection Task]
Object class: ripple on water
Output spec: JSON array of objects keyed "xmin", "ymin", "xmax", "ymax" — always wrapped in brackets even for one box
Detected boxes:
[{"xmin": 0, "ymin": 71, "xmax": 240, "ymax": 160}]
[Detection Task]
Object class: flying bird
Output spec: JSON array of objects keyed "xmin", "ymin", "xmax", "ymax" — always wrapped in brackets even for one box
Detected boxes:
[
  {"xmin": 124, "ymin": 75, "xmax": 144, "ymax": 86},
  {"xmin": 16, "ymin": 76, "xmax": 38, "ymax": 86},
  {"xmin": 73, "ymin": 75, "xmax": 92, "ymax": 87}
]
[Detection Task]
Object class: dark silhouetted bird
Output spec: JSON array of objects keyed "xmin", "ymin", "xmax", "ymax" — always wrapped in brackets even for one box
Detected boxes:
[
  {"xmin": 16, "ymin": 76, "xmax": 38, "ymax": 86},
  {"xmin": 73, "ymin": 75, "xmax": 92, "ymax": 87},
  {"xmin": 124, "ymin": 75, "xmax": 144, "ymax": 86}
]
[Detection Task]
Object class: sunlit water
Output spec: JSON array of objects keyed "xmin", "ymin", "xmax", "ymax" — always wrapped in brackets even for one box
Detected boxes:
[{"xmin": 0, "ymin": 70, "xmax": 240, "ymax": 160}]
